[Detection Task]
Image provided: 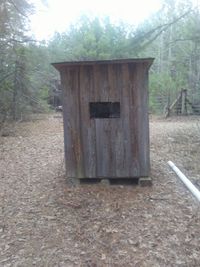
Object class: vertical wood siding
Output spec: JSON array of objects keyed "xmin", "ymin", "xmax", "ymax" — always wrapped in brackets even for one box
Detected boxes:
[{"xmin": 60, "ymin": 61, "xmax": 151, "ymax": 178}]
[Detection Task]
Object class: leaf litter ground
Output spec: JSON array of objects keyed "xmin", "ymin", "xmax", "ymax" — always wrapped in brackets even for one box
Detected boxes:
[{"xmin": 0, "ymin": 115, "xmax": 200, "ymax": 267}]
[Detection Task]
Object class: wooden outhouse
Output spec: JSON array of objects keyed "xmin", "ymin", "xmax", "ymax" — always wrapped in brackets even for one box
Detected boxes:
[{"xmin": 52, "ymin": 58, "xmax": 154, "ymax": 182}]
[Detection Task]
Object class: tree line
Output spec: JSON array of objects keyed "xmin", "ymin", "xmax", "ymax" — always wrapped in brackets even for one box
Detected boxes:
[{"xmin": 0, "ymin": 0, "xmax": 200, "ymax": 123}]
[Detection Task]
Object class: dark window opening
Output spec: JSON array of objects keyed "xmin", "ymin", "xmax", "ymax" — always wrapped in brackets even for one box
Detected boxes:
[{"xmin": 90, "ymin": 102, "xmax": 120, "ymax": 118}]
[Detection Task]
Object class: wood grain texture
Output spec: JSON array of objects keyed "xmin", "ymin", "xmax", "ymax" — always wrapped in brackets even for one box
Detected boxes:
[
  {"xmin": 58, "ymin": 59, "xmax": 153, "ymax": 179},
  {"xmin": 61, "ymin": 67, "xmax": 84, "ymax": 178},
  {"xmin": 95, "ymin": 65, "xmax": 110, "ymax": 177},
  {"xmin": 79, "ymin": 65, "xmax": 96, "ymax": 178}
]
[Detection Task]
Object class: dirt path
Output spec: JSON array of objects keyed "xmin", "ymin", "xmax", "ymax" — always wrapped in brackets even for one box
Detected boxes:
[{"xmin": 0, "ymin": 115, "xmax": 200, "ymax": 267}]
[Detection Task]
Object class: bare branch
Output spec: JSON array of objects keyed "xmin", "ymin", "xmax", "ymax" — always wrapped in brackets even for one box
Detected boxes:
[
  {"xmin": 131, "ymin": 9, "xmax": 193, "ymax": 50},
  {"xmin": 8, "ymin": 0, "xmax": 28, "ymax": 17},
  {"xmin": 9, "ymin": 38, "xmax": 37, "ymax": 43},
  {"xmin": 167, "ymin": 37, "xmax": 200, "ymax": 45},
  {"xmin": 0, "ymin": 72, "xmax": 15, "ymax": 84}
]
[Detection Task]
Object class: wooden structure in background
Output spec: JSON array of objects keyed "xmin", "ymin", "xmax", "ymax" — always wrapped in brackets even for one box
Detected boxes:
[
  {"xmin": 48, "ymin": 79, "xmax": 62, "ymax": 108},
  {"xmin": 165, "ymin": 89, "xmax": 200, "ymax": 117},
  {"xmin": 52, "ymin": 58, "xmax": 154, "ymax": 181}
]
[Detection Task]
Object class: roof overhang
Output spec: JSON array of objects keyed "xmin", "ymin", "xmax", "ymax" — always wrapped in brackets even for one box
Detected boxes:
[{"xmin": 52, "ymin": 58, "xmax": 154, "ymax": 71}]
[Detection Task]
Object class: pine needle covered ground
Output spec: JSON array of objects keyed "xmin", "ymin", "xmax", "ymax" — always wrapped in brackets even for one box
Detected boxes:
[{"xmin": 0, "ymin": 115, "xmax": 200, "ymax": 266}]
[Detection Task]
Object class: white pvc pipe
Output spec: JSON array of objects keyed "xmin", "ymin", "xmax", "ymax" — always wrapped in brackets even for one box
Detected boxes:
[{"xmin": 168, "ymin": 161, "xmax": 200, "ymax": 203}]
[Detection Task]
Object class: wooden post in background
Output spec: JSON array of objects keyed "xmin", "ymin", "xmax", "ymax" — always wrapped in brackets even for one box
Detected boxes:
[{"xmin": 181, "ymin": 89, "xmax": 187, "ymax": 115}]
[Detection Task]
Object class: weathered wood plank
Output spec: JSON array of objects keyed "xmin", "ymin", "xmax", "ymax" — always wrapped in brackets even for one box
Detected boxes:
[
  {"xmin": 57, "ymin": 59, "xmax": 152, "ymax": 179},
  {"xmin": 108, "ymin": 64, "xmax": 122, "ymax": 177},
  {"xmin": 128, "ymin": 63, "xmax": 140, "ymax": 177},
  {"xmin": 94, "ymin": 65, "xmax": 111, "ymax": 177},
  {"xmin": 128, "ymin": 62, "xmax": 150, "ymax": 177},
  {"xmin": 112, "ymin": 64, "xmax": 126, "ymax": 178},
  {"xmin": 61, "ymin": 67, "xmax": 84, "ymax": 178},
  {"xmin": 121, "ymin": 63, "xmax": 132, "ymax": 177},
  {"xmin": 79, "ymin": 65, "xmax": 96, "ymax": 178},
  {"xmin": 138, "ymin": 63, "xmax": 150, "ymax": 176}
]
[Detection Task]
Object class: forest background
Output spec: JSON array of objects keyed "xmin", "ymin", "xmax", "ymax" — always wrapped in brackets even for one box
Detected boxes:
[{"xmin": 0, "ymin": 0, "xmax": 200, "ymax": 122}]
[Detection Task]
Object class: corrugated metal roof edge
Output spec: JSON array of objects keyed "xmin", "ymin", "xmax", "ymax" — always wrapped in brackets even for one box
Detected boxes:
[{"xmin": 52, "ymin": 58, "xmax": 154, "ymax": 70}]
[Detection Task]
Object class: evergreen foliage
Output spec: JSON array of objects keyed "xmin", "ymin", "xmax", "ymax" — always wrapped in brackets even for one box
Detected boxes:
[{"xmin": 1, "ymin": 0, "xmax": 200, "ymax": 121}]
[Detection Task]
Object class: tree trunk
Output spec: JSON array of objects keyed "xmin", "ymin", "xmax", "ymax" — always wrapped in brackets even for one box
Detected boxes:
[{"xmin": 12, "ymin": 61, "xmax": 18, "ymax": 120}]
